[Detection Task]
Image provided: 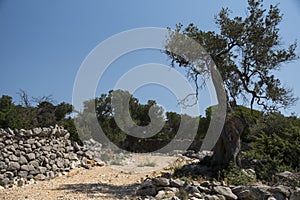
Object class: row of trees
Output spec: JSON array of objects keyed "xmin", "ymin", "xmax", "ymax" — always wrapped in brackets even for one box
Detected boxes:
[
  {"xmin": 75, "ymin": 90, "xmax": 209, "ymax": 152},
  {"xmin": 0, "ymin": 93, "xmax": 79, "ymax": 142},
  {"xmin": 1, "ymin": 89, "xmax": 300, "ymax": 180}
]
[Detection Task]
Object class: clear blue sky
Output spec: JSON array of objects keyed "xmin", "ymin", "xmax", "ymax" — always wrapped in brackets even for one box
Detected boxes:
[{"xmin": 1, "ymin": 0, "xmax": 300, "ymax": 115}]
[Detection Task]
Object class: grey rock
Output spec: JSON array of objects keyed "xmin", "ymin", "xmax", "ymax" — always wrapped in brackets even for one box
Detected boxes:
[
  {"xmin": 272, "ymin": 193, "xmax": 286, "ymax": 200},
  {"xmin": 17, "ymin": 178, "xmax": 25, "ymax": 187},
  {"xmin": 49, "ymin": 153, "xmax": 56, "ymax": 160},
  {"xmin": 8, "ymin": 155, "xmax": 19, "ymax": 162},
  {"xmin": 65, "ymin": 146, "xmax": 74, "ymax": 152},
  {"xmin": 23, "ymin": 144, "xmax": 31, "ymax": 148},
  {"xmin": 52, "ymin": 164, "xmax": 58, "ymax": 171},
  {"xmin": 0, "ymin": 178, "xmax": 9, "ymax": 187},
  {"xmin": 38, "ymin": 167, "xmax": 47, "ymax": 174},
  {"xmin": 46, "ymin": 171, "xmax": 55, "ymax": 179},
  {"xmin": 170, "ymin": 179, "xmax": 185, "ymax": 188},
  {"xmin": 152, "ymin": 177, "xmax": 170, "ymax": 187},
  {"xmin": 64, "ymin": 159, "xmax": 70, "ymax": 167},
  {"xmin": 290, "ymin": 187, "xmax": 300, "ymax": 200},
  {"xmin": 276, "ymin": 171, "xmax": 300, "ymax": 186},
  {"xmin": 7, "ymin": 128, "xmax": 14, "ymax": 135},
  {"xmin": 19, "ymin": 155, "xmax": 28, "ymax": 165},
  {"xmin": 68, "ymin": 153, "xmax": 78, "ymax": 160},
  {"xmin": 4, "ymin": 140, "xmax": 12, "ymax": 145},
  {"xmin": 46, "ymin": 164, "xmax": 51, "ymax": 170},
  {"xmin": 204, "ymin": 194, "xmax": 221, "ymax": 200},
  {"xmin": 201, "ymin": 181, "xmax": 211, "ymax": 188},
  {"xmin": 0, "ymin": 161, "xmax": 6, "ymax": 169},
  {"xmin": 193, "ymin": 193, "xmax": 203, "ymax": 198},
  {"xmin": 21, "ymin": 164, "xmax": 35, "ymax": 172},
  {"xmin": 18, "ymin": 171, "xmax": 28, "ymax": 178},
  {"xmin": 232, "ymin": 186, "xmax": 251, "ymax": 199},
  {"xmin": 268, "ymin": 185, "xmax": 290, "ymax": 198},
  {"xmin": 32, "ymin": 127, "xmax": 42, "ymax": 135},
  {"xmin": 29, "ymin": 168, "xmax": 39, "ymax": 176},
  {"xmin": 249, "ymin": 184, "xmax": 272, "ymax": 199},
  {"xmin": 29, "ymin": 160, "xmax": 39, "ymax": 168},
  {"xmin": 27, "ymin": 138, "xmax": 35, "ymax": 144},
  {"xmin": 64, "ymin": 132, "xmax": 70, "ymax": 139},
  {"xmin": 25, "ymin": 153, "xmax": 35, "ymax": 161},
  {"xmin": 81, "ymin": 157, "xmax": 88, "ymax": 165},
  {"xmin": 26, "ymin": 178, "xmax": 35, "ymax": 185},
  {"xmin": 6, "ymin": 145, "xmax": 16, "ymax": 152},
  {"xmin": 35, "ymin": 174, "xmax": 46, "ymax": 181},
  {"xmin": 73, "ymin": 142, "xmax": 81, "ymax": 151},
  {"xmin": 140, "ymin": 179, "xmax": 154, "ymax": 188},
  {"xmin": 159, "ymin": 187, "xmax": 179, "ymax": 193},
  {"xmin": 82, "ymin": 164, "xmax": 91, "ymax": 169},
  {"xmin": 41, "ymin": 145, "xmax": 51, "ymax": 152},
  {"xmin": 213, "ymin": 186, "xmax": 237, "ymax": 200},
  {"xmin": 35, "ymin": 141, "xmax": 42, "ymax": 147},
  {"xmin": 155, "ymin": 190, "xmax": 167, "ymax": 199},
  {"xmin": 4, "ymin": 171, "xmax": 14, "ymax": 178},
  {"xmin": 216, "ymin": 195, "xmax": 226, "ymax": 200},
  {"xmin": 84, "ymin": 150, "xmax": 94, "ymax": 160},
  {"xmin": 56, "ymin": 159, "xmax": 64, "ymax": 168},
  {"xmin": 233, "ymin": 184, "xmax": 272, "ymax": 200},
  {"xmin": 192, "ymin": 181, "xmax": 201, "ymax": 186},
  {"xmin": 136, "ymin": 186, "xmax": 157, "ymax": 196},
  {"xmin": 2, "ymin": 153, "xmax": 9, "ymax": 158},
  {"xmin": 199, "ymin": 185, "xmax": 212, "ymax": 194},
  {"xmin": 24, "ymin": 148, "xmax": 32, "ymax": 153},
  {"xmin": 8, "ymin": 162, "xmax": 20, "ymax": 170},
  {"xmin": 185, "ymin": 185, "xmax": 200, "ymax": 194}
]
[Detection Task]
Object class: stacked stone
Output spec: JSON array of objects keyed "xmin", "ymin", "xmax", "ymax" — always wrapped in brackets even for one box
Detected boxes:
[{"xmin": 0, "ymin": 126, "xmax": 103, "ymax": 188}]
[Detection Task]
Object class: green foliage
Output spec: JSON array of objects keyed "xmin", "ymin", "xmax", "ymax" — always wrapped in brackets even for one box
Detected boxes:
[
  {"xmin": 243, "ymin": 112, "xmax": 300, "ymax": 181},
  {"xmin": 76, "ymin": 89, "xmax": 207, "ymax": 151},
  {"xmin": 0, "ymin": 94, "xmax": 80, "ymax": 144},
  {"xmin": 165, "ymin": 0, "xmax": 298, "ymax": 111},
  {"xmin": 222, "ymin": 161, "xmax": 255, "ymax": 186}
]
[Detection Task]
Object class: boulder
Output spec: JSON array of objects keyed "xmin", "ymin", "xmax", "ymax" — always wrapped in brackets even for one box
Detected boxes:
[
  {"xmin": 290, "ymin": 187, "xmax": 300, "ymax": 200},
  {"xmin": 8, "ymin": 162, "xmax": 20, "ymax": 170},
  {"xmin": 170, "ymin": 178, "xmax": 185, "ymax": 188},
  {"xmin": 152, "ymin": 177, "xmax": 170, "ymax": 187},
  {"xmin": 213, "ymin": 186, "xmax": 237, "ymax": 200},
  {"xmin": 136, "ymin": 186, "xmax": 157, "ymax": 196}
]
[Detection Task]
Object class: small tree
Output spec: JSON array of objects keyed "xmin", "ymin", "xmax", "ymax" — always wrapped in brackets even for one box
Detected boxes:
[{"xmin": 165, "ymin": 0, "xmax": 298, "ymax": 167}]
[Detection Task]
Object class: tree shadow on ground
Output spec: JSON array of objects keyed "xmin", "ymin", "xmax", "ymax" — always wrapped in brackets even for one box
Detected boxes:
[{"xmin": 55, "ymin": 182, "xmax": 140, "ymax": 199}]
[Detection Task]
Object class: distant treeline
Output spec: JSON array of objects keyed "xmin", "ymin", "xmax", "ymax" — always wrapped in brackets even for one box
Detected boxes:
[{"xmin": 1, "ymin": 90, "xmax": 300, "ymax": 181}]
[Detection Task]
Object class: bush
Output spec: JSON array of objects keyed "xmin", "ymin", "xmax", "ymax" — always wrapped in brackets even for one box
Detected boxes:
[
  {"xmin": 242, "ymin": 112, "xmax": 300, "ymax": 182},
  {"xmin": 222, "ymin": 162, "xmax": 255, "ymax": 186}
]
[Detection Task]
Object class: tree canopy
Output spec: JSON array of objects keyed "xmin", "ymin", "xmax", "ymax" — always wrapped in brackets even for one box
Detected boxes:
[{"xmin": 165, "ymin": 0, "xmax": 298, "ymax": 112}]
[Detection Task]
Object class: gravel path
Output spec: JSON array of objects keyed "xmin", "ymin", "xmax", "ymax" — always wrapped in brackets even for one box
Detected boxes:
[{"xmin": 0, "ymin": 154, "xmax": 179, "ymax": 200}]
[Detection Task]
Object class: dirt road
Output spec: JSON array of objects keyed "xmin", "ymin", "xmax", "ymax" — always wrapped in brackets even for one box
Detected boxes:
[{"xmin": 0, "ymin": 154, "xmax": 179, "ymax": 200}]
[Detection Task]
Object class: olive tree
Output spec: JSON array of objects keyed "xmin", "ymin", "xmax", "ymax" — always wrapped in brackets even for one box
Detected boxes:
[{"xmin": 165, "ymin": 0, "xmax": 298, "ymax": 167}]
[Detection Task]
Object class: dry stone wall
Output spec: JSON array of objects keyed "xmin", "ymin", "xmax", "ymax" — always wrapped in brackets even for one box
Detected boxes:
[{"xmin": 0, "ymin": 125, "xmax": 103, "ymax": 188}]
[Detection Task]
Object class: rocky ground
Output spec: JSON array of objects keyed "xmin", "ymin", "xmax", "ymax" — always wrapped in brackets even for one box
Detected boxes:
[
  {"xmin": 0, "ymin": 154, "xmax": 179, "ymax": 200},
  {"xmin": 1, "ymin": 152, "xmax": 300, "ymax": 200}
]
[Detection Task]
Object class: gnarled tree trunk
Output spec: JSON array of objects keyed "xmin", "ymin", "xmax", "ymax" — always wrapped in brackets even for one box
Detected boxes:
[{"xmin": 211, "ymin": 114, "xmax": 246, "ymax": 167}]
